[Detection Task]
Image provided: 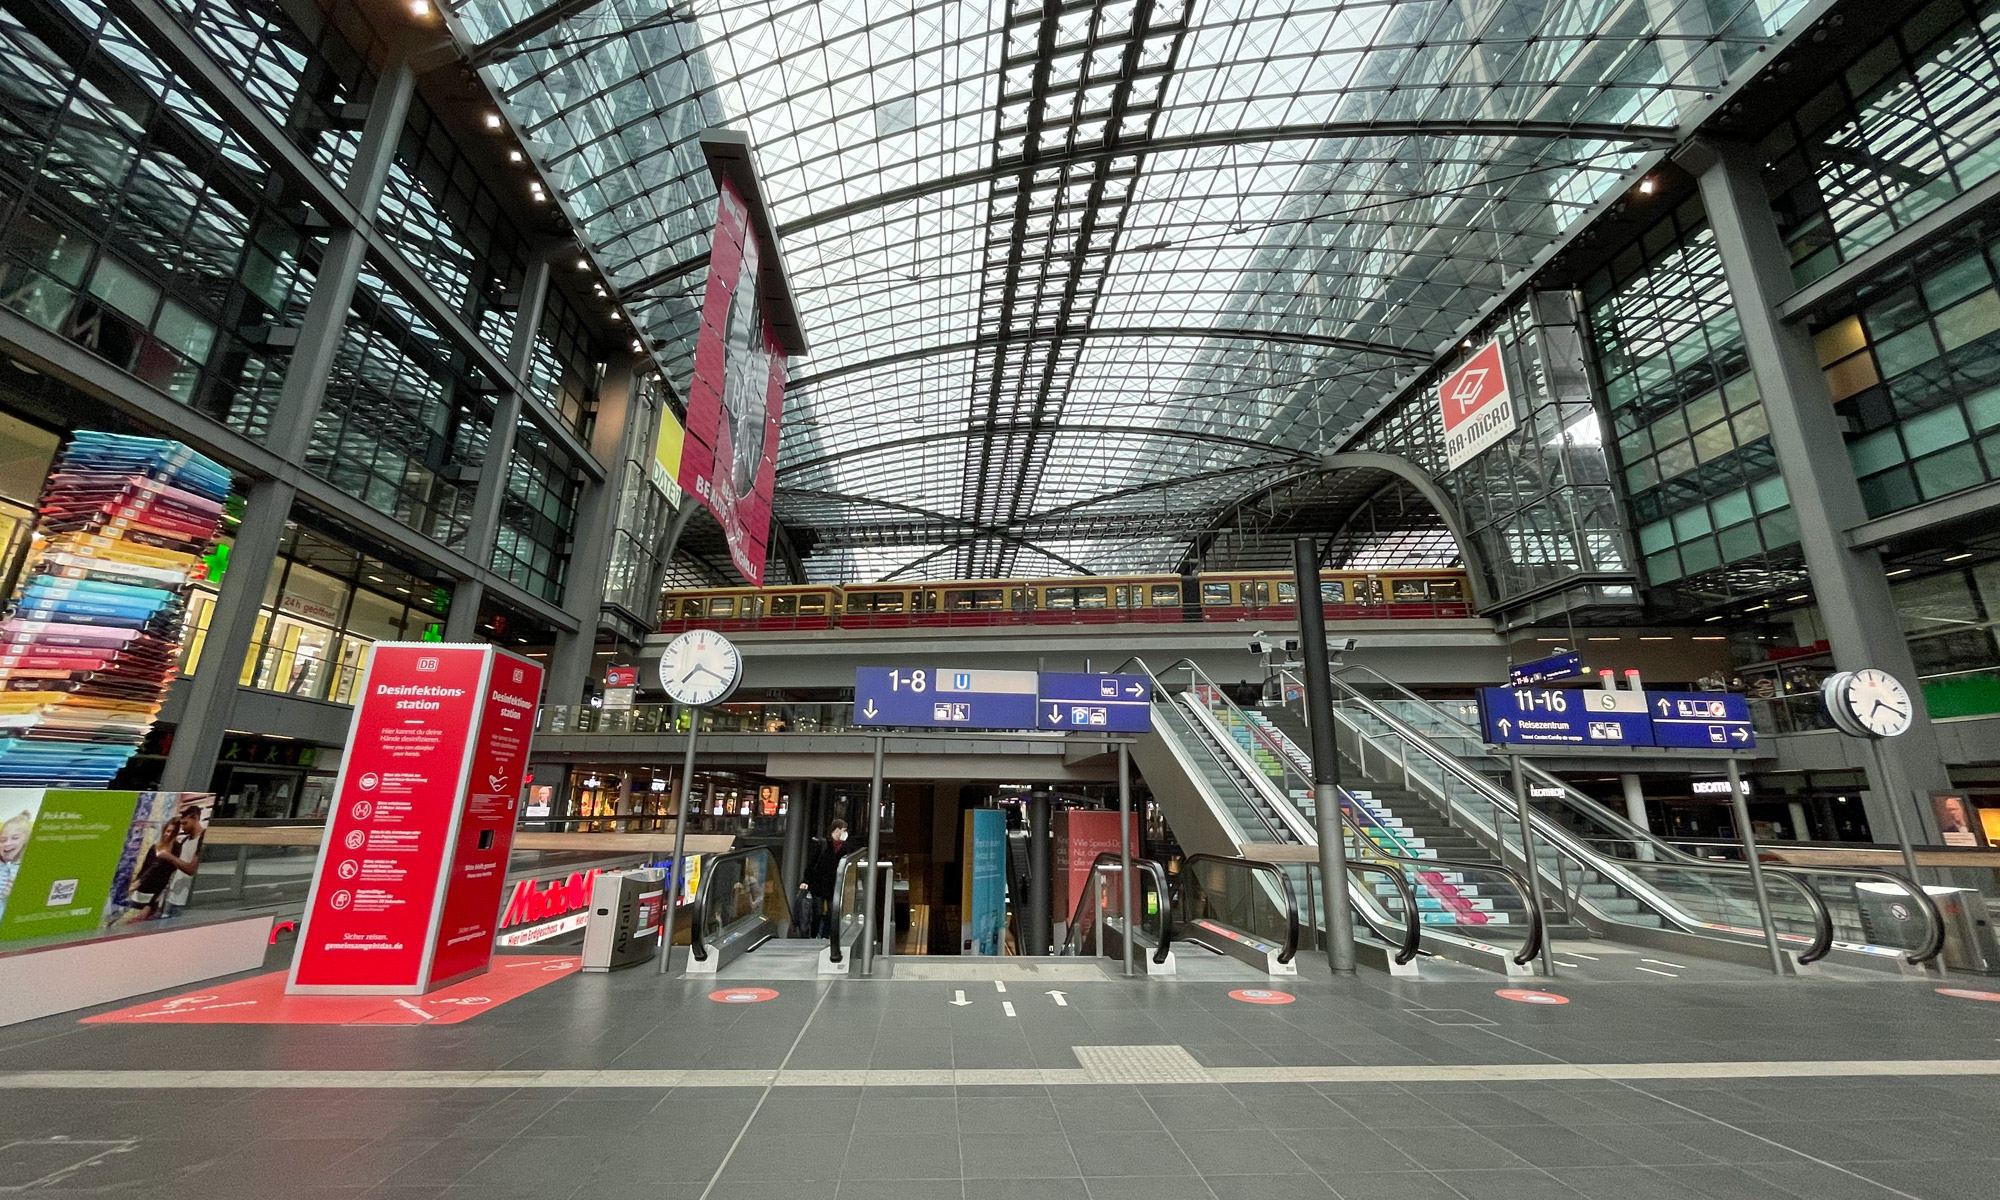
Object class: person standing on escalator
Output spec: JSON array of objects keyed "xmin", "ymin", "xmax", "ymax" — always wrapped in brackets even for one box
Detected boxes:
[{"xmin": 796, "ymin": 819, "xmax": 849, "ymax": 938}]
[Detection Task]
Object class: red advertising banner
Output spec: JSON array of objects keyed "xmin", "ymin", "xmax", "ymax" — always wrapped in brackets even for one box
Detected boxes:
[
  {"xmin": 679, "ymin": 177, "xmax": 787, "ymax": 585},
  {"xmin": 1437, "ymin": 338, "xmax": 1516, "ymax": 470},
  {"xmin": 288, "ymin": 644, "xmax": 540, "ymax": 994},
  {"xmin": 1053, "ymin": 809, "xmax": 1143, "ymax": 920}
]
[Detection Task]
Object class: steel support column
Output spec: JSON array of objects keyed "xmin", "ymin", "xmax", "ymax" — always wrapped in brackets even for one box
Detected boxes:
[
  {"xmin": 1686, "ymin": 137, "xmax": 1952, "ymax": 844},
  {"xmin": 546, "ymin": 359, "xmax": 644, "ymax": 707},
  {"xmin": 157, "ymin": 59, "xmax": 416, "ymax": 792},
  {"xmin": 446, "ymin": 255, "xmax": 554, "ymax": 641}
]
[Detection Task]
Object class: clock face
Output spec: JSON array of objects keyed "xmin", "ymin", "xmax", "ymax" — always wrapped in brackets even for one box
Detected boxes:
[
  {"xmin": 1845, "ymin": 668, "xmax": 1913, "ymax": 739},
  {"xmin": 657, "ymin": 629, "xmax": 742, "ymax": 707}
]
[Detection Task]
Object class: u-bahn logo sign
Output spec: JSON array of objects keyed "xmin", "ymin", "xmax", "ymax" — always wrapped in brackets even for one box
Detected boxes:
[{"xmin": 1439, "ymin": 339, "xmax": 1516, "ymax": 471}]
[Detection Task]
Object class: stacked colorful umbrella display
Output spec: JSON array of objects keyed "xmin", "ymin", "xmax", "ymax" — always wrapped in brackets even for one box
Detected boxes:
[{"xmin": 0, "ymin": 432, "xmax": 228, "ymax": 786}]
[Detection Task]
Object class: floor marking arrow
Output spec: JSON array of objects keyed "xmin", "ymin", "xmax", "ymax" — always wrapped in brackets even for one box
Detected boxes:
[
  {"xmin": 950, "ymin": 990, "xmax": 970, "ymax": 1007},
  {"xmin": 1047, "ymin": 990, "xmax": 1068, "ymax": 1007}
]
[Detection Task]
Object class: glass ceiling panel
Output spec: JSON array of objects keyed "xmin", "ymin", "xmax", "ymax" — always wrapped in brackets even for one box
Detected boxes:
[{"xmin": 450, "ymin": 0, "xmax": 1810, "ymax": 582}]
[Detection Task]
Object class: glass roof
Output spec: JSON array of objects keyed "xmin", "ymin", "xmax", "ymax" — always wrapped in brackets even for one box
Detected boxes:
[{"xmin": 448, "ymin": 0, "xmax": 1808, "ymax": 582}]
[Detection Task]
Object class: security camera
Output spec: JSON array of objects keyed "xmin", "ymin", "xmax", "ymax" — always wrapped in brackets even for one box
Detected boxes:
[
  {"xmin": 1284, "ymin": 638, "xmax": 1300, "ymax": 652},
  {"xmin": 1332, "ymin": 637, "xmax": 1358, "ymax": 652},
  {"xmin": 1248, "ymin": 639, "xmax": 1268, "ymax": 655}
]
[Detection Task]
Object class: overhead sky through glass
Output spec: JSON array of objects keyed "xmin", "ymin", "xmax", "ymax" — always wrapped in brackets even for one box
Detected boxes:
[{"xmin": 447, "ymin": 0, "xmax": 1810, "ymax": 582}]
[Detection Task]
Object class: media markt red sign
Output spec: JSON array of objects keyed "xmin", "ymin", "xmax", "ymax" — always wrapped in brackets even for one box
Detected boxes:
[
  {"xmin": 1438, "ymin": 338, "xmax": 1517, "ymax": 471},
  {"xmin": 496, "ymin": 869, "xmax": 602, "ymax": 947},
  {"xmin": 288, "ymin": 643, "xmax": 542, "ymax": 995}
]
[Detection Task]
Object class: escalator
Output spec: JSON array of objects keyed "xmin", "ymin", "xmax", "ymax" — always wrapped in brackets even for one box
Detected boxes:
[
  {"xmin": 686, "ymin": 846, "xmax": 790, "ymax": 974},
  {"xmin": 1057, "ymin": 852, "xmax": 1177, "ymax": 973},
  {"xmin": 1309, "ymin": 663, "xmax": 1946, "ymax": 972},
  {"xmin": 1126, "ymin": 657, "xmax": 1544, "ymax": 977}
]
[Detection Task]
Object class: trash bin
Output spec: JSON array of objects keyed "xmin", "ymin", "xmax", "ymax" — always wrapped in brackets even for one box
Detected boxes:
[{"xmin": 581, "ymin": 867, "xmax": 667, "ymax": 972}]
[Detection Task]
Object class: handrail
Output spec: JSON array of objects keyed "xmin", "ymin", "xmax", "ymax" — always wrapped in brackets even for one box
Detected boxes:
[
  {"xmin": 1343, "ymin": 860, "xmax": 1424, "ymax": 965},
  {"xmin": 688, "ymin": 846, "xmax": 785, "ymax": 964},
  {"xmin": 1319, "ymin": 668, "xmax": 1883, "ymax": 964},
  {"xmin": 1059, "ymin": 852, "xmax": 1173, "ymax": 964},
  {"xmin": 1126, "ymin": 654, "xmax": 1550, "ymax": 967},
  {"xmin": 1180, "ymin": 853, "xmax": 1301, "ymax": 965},
  {"xmin": 1153, "ymin": 693, "xmax": 1296, "ymax": 845},
  {"xmin": 824, "ymin": 848, "xmax": 875, "ymax": 966}
]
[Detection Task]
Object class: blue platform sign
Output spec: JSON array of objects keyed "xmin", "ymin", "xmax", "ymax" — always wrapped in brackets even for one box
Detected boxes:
[
  {"xmin": 852, "ymin": 667, "xmax": 1039, "ymax": 730},
  {"xmin": 1648, "ymin": 691, "xmax": 1756, "ymax": 749},
  {"xmin": 1036, "ymin": 672, "xmax": 1153, "ymax": 732},
  {"xmin": 1477, "ymin": 686, "xmax": 1652, "ymax": 747},
  {"xmin": 1509, "ymin": 651, "xmax": 1585, "ymax": 687}
]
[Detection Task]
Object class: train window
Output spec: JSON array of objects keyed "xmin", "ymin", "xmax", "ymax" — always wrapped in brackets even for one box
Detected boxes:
[
  {"xmin": 1429, "ymin": 579, "xmax": 1464, "ymax": 600},
  {"xmin": 1076, "ymin": 586, "xmax": 1108, "ymax": 609},
  {"xmin": 1046, "ymin": 587, "xmax": 1075, "ymax": 609},
  {"xmin": 1114, "ymin": 586, "xmax": 1130, "ymax": 608},
  {"xmin": 1011, "ymin": 588, "xmax": 1034, "ymax": 611},
  {"xmin": 768, "ymin": 594, "xmax": 798, "ymax": 616},
  {"xmin": 1202, "ymin": 582, "xmax": 1233, "ymax": 605},
  {"xmin": 1244, "ymin": 581, "xmax": 1270, "ymax": 606},
  {"xmin": 849, "ymin": 591, "xmax": 905, "ymax": 613},
  {"xmin": 1150, "ymin": 584, "xmax": 1180, "ymax": 606},
  {"xmin": 799, "ymin": 593, "xmax": 828, "ymax": 614},
  {"xmin": 944, "ymin": 589, "xmax": 1005, "ymax": 611},
  {"xmin": 1277, "ymin": 582, "xmax": 1296, "ymax": 603},
  {"xmin": 1319, "ymin": 581, "xmax": 1345, "ymax": 603},
  {"xmin": 678, "ymin": 598, "xmax": 703, "ymax": 618},
  {"xmin": 1359, "ymin": 577, "xmax": 1384, "ymax": 601},
  {"xmin": 1390, "ymin": 580, "xmax": 1428, "ymax": 601},
  {"xmin": 708, "ymin": 597, "xmax": 737, "ymax": 617}
]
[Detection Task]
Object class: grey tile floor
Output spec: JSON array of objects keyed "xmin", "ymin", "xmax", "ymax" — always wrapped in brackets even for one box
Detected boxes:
[{"xmin": 1, "ymin": 942, "xmax": 1996, "ymax": 1199}]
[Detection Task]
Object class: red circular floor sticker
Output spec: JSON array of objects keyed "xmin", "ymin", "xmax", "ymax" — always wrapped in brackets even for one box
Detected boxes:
[
  {"xmin": 1937, "ymin": 987, "xmax": 2000, "ymax": 1002},
  {"xmin": 1496, "ymin": 989, "xmax": 1569, "ymax": 1005},
  {"xmin": 709, "ymin": 987, "xmax": 779, "ymax": 1004},
  {"xmin": 1229, "ymin": 988, "xmax": 1296, "ymax": 1005}
]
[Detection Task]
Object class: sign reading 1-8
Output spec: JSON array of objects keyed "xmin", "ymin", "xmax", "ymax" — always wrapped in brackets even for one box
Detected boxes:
[{"xmin": 886, "ymin": 669, "xmax": 931, "ymax": 692}]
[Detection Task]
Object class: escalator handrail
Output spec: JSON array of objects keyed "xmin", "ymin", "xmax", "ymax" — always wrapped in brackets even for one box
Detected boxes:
[
  {"xmin": 1334, "ymin": 859, "xmax": 1424, "ymax": 966},
  {"xmin": 1123, "ymin": 655, "xmax": 1552, "ymax": 966},
  {"xmin": 1156, "ymin": 692, "xmax": 1296, "ymax": 845},
  {"xmin": 688, "ymin": 846, "xmax": 787, "ymax": 964},
  {"xmin": 824, "ymin": 847, "xmax": 878, "ymax": 966},
  {"xmin": 1058, "ymin": 851, "xmax": 1174, "ymax": 964},
  {"xmin": 1317, "ymin": 671, "xmax": 1874, "ymax": 959},
  {"xmin": 1179, "ymin": 852, "xmax": 1301, "ymax": 964}
]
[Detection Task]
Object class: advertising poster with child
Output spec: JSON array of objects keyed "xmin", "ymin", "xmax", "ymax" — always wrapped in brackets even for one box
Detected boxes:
[{"xmin": 0, "ymin": 789, "xmax": 213, "ymax": 941}]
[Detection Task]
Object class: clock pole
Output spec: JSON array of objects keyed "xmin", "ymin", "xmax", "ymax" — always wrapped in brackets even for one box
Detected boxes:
[
  {"xmin": 656, "ymin": 702, "xmax": 703, "ymax": 975},
  {"xmin": 1864, "ymin": 734, "xmax": 1928, "ymax": 902}
]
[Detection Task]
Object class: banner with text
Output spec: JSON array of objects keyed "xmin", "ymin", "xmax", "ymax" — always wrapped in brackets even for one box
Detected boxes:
[{"xmin": 1439, "ymin": 338, "xmax": 1516, "ymax": 471}]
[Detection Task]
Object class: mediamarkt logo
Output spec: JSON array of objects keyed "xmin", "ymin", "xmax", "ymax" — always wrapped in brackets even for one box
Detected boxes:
[{"xmin": 501, "ymin": 869, "xmax": 600, "ymax": 929}]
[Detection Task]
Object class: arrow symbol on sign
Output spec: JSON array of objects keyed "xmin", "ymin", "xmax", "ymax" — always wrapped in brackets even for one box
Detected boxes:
[
  {"xmin": 1125, "ymin": 684, "xmax": 1144, "ymax": 697},
  {"xmin": 1732, "ymin": 728, "xmax": 1750, "ymax": 742},
  {"xmin": 1047, "ymin": 990, "xmax": 1068, "ymax": 1007},
  {"xmin": 1047, "ymin": 704, "xmax": 1063, "ymax": 723},
  {"xmin": 950, "ymin": 990, "xmax": 971, "ymax": 1007},
  {"xmin": 863, "ymin": 700, "xmax": 879, "ymax": 718},
  {"xmin": 1656, "ymin": 698, "xmax": 1671, "ymax": 715},
  {"xmin": 1497, "ymin": 718, "xmax": 1512, "ymax": 736}
]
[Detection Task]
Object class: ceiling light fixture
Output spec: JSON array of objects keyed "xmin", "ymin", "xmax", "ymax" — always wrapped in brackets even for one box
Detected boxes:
[
  {"xmin": 1887, "ymin": 567, "xmax": 1912, "ymax": 576},
  {"xmin": 1945, "ymin": 552, "xmax": 1972, "ymax": 562},
  {"xmin": 485, "ymin": 112, "xmax": 503, "ymax": 130},
  {"xmin": 409, "ymin": 0, "xmax": 431, "ymax": 15}
]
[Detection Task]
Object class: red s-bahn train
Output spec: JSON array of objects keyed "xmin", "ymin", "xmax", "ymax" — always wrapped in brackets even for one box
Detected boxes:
[{"xmin": 659, "ymin": 568, "xmax": 1471, "ymax": 632}]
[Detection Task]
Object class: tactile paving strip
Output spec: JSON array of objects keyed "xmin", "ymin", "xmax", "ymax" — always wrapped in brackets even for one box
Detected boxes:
[{"xmin": 1072, "ymin": 1044, "xmax": 1215, "ymax": 1084}]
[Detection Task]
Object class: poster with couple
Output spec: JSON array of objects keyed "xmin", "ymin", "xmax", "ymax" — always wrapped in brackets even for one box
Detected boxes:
[{"xmin": 0, "ymin": 788, "xmax": 213, "ymax": 941}]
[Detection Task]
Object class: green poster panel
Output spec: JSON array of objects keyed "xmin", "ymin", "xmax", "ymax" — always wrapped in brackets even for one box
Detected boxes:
[{"xmin": 0, "ymin": 790, "xmax": 140, "ymax": 940}]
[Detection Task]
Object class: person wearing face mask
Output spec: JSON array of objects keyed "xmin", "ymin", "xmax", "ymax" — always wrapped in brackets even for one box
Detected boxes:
[{"xmin": 795, "ymin": 819, "xmax": 849, "ymax": 938}]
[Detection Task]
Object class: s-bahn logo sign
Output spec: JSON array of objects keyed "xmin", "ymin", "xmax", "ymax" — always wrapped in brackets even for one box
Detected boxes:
[{"xmin": 1438, "ymin": 339, "xmax": 1517, "ymax": 471}]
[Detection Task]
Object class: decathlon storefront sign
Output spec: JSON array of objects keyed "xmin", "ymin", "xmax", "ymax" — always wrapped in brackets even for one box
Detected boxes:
[
  {"xmin": 495, "ymin": 869, "xmax": 602, "ymax": 947},
  {"xmin": 1439, "ymin": 339, "xmax": 1517, "ymax": 471}
]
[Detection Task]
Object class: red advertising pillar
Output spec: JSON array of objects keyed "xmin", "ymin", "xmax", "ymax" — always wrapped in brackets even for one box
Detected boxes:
[{"xmin": 288, "ymin": 643, "xmax": 543, "ymax": 994}]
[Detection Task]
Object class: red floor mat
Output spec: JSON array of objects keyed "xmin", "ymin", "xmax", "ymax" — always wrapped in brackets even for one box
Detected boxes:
[{"xmin": 81, "ymin": 955, "xmax": 580, "ymax": 1025}]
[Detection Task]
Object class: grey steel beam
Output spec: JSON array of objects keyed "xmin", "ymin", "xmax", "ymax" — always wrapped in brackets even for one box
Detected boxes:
[
  {"xmin": 785, "ymin": 324, "xmax": 1425, "ymax": 393},
  {"xmin": 767, "ymin": 119, "xmax": 1681, "ymax": 242},
  {"xmin": 0, "ymin": 307, "xmax": 578, "ymax": 634},
  {"xmin": 1849, "ymin": 478, "xmax": 2000, "ymax": 551},
  {"xmin": 1779, "ymin": 167, "xmax": 2000, "ymax": 324},
  {"xmin": 447, "ymin": 254, "xmax": 556, "ymax": 640},
  {"xmin": 1686, "ymin": 136, "xmax": 1950, "ymax": 844},
  {"xmin": 104, "ymin": 0, "xmax": 603, "ymax": 483},
  {"xmin": 779, "ymin": 424, "xmax": 1316, "ymax": 478},
  {"xmin": 546, "ymin": 357, "xmax": 648, "ymax": 706}
]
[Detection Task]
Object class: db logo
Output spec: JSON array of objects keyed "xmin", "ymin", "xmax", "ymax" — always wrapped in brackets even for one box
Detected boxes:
[
  {"xmin": 359, "ymin": 773, "xmax": 380, "ymax": 792},
  {"xmin": 344, "ymin": 830, "xmax": 365, "ymax": 850},
  {"xmin": 330, "ymin": 890, "xmax": 353, "ymax": 910},
  {"xmin": 417, "ymin": 657, "xmax": 438, "ymax": 672},
  {"xmin": 351, "ymin": 800, "xmax": 373, "ymax": 819},
  {"xmin": 512, "ymin": 668, "xmax": 524, "ymax": 683},
  {"xmin": 337, "ymin": 860, "xmax": 360, "ymax": 880},
  {"xmin": 434, "ymin": 997, "xmax": 491, "ymax": 1006}
]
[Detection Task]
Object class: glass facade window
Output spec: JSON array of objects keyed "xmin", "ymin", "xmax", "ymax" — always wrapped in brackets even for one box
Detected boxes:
[
  {"xmin": 493, "ymin": 430, "xmax": 580, "ymax": 604},
  {"xmin": 1810, "ymin": 214, "xmax": 2000, "ymax": 517},
  {"xmin": 1585, "ymin": 199, "xmax": 1803, "ymax": 608},
  {"xmin": 181, "ymin": 525, "xmax": 452, "ymax": 704},
  {"xmin": 533, "ymin": 288, "xmax": 602, "ymax": 439},
  {"xmin": 1766, "ymin": 0, "xmax": 2000, "ymax": 285}
]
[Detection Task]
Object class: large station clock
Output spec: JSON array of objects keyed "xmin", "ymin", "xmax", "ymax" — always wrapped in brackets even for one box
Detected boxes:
[{"xmin": 657, "ymin": 629, "xmax": 743, "ymax": 707}]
